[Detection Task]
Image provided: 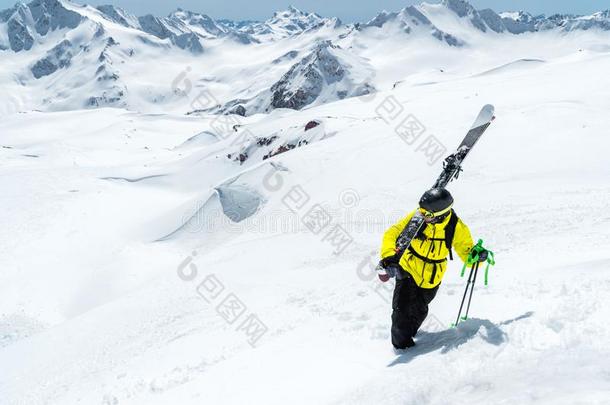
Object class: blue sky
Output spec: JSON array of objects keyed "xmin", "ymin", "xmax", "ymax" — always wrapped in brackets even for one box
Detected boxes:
[{"xmin": 3, "ymin": 0, "xmax": 610, "ymax": 22}]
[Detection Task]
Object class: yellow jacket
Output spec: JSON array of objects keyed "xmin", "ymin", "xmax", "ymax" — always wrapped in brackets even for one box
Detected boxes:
[{"xmin": 381, "ymin": 209, "xmax": 474, "ymax": 289}]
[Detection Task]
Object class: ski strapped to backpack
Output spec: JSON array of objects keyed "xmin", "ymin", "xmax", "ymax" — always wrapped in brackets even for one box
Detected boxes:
[{"xmin": 392, "ymin": 105, "xmax": 496, "ymax": 263}]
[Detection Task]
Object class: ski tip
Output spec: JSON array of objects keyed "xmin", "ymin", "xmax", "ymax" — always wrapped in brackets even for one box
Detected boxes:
[
  {"xmin": 481, "ymin": 104, "xmax": 495, "ymax": 117},
  {"xmin": 471, "ymin": 105, "xmax": 495, "ymax": 128}
]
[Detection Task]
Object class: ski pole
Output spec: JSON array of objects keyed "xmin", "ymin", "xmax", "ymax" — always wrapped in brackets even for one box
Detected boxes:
[
  {"xmin": 453, "ymin": 262, "xmax": 476, "ymax": 326},
  {"xmin": 462, "ymin": 260, "xmax": 480, "ymax": 321},
  {"xmin": 453, "ymin": 239, "xmax": 496, "ymax": 326}
]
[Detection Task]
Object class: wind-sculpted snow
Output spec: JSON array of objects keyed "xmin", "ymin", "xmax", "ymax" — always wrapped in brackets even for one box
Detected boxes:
[
  {"xmin": 216, "ymin": 184, "xmax": 263, "ymax": 223},
  {"xmin": 474, "ymin": 58, "xmax": 546, "ymax": 76},
  {"xmin": 157, "ymin": 162, "xmax": 284, "ymax": 241},
  {"xmin": 175, "ymin": 131, "xmax": 220, "ymax": 148}
]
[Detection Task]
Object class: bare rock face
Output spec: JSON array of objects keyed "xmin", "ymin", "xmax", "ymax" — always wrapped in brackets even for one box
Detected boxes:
[
  {"xmin": 28, "ymin": 0, "xmax": 83, "ymax": 36},
  {"xmin": 442, "ymin": 0, "xmax": 487, "ymax": 31},
  {"xmin": 138, "ymin": 14, "xmax": 204, "ymax": 54},
  {"xmin": 7, "ymin": 16, "xmax": 35, "ymax": 52},
  {"xmin": 96, "ymin": 5, "xmax": 140, "ymax": 29},
  {"xmin": 205, "ymin": 40, "xmax": 375, "ymax": 116},
  {"xmin": 137, "ymin": 14, "xmax": 174, "ymax": 39},
  {"xmin": 172, "ymin": 32, "xmax": 204, "ymax": 53},
  {"xmin": 86, "ymin": 86, "xmax": 126, "ymax": 108},
  {"xmin": 270, "ymin": 41, "xmax": 345, "ymax": 110},
  {"xmin": 3, "ymin": 0, "xmax": 82, "ymax": 52},
  {"xmin": 31, "ymin": 39, "xmax": 73, "ymax": 78},
  {"xmin": 305, "ymin": 120, "xmax": 320, "ymax": 131},
  {"xmin": 230, "ymin": 105, "xmax": 247, "ymax": 116}
]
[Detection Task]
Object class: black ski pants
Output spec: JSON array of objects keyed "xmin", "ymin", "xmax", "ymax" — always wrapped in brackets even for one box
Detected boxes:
[{"xmin": 391, "ymin": 273, "xmax": 439, "ymax": 349}]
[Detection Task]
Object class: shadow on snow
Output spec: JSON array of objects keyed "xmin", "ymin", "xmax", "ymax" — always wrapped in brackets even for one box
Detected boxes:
[{"xmin": 388, "ymin": 311, "xmax": 534, "ymax": 367}]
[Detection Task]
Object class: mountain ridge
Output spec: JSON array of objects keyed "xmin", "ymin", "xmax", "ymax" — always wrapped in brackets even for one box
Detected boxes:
[{"xmin": 1, "ymin": 0, "xmax": 610, "ymax": 115}]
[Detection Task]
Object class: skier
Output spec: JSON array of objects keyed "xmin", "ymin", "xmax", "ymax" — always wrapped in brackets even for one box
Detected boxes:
[{"xmin": 377, "ymin": 188, "xmax": 488, "ymax": 350}]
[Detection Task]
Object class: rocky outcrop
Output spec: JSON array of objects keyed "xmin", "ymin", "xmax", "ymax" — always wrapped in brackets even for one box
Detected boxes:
[
  {"xmin": 28, "ymin": 0, "xmax": 82, "ymax": 36},
  {"xmin": 269, "ymin": 41, "xmax": 374, "ymax": 110},
  {"xmin": 96, "ymin": 5, "xmax": 139, "ymax": 28},
  {"xmin": 137, "ymin": 14, "xmax": 204, "ymax": 53},
  {"xmin": 1, "ymin": 0, "xmax": 81, "ymax": 52},
  {"xmin": 270, "ymin": 41, "xmax": 345, "ymax": 110},
  {"xmin": 31, "ymin": 39, "xmax": 73, "ymax": 78}
]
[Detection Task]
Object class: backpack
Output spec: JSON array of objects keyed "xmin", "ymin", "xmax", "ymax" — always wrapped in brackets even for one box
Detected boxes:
[{"xmin": 444, "ymin": 209, "xmax": 459, "ymax": 260}]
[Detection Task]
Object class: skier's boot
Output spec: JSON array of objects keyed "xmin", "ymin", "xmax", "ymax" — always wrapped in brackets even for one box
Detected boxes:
[{"xmin": 393, "ymin": 337, "xmax": 415, "ymax": 353}]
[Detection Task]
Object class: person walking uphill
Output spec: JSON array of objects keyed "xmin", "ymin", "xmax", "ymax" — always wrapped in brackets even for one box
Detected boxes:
[{"xmin": 377, "ymin": 188, "xmax": 488, "ymax": 350}]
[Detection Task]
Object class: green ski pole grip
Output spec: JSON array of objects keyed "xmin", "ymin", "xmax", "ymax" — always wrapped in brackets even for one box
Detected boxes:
[
  {"xmin": 485, "ymin": 251, "xmax": 495, "ymax": 286},
  {"xmin": 484, "ymin": 263, "xmax": 489, "ymax": 286}
]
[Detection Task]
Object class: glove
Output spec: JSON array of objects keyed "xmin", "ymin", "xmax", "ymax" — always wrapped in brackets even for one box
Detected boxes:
[
  {"xmin": 377, "ymin": 254, "xmax": 401, "ymax": 282},
  {"xmin": 477, "ymin": 249, "xmax": 488, "ymax": 262},
  {"xmin": 379, "ymin": 254, "xmax": 399, "ymax": 269}
]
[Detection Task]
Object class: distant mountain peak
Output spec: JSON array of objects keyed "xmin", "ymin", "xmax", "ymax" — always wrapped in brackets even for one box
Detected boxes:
[
  {"xmin": 274, "ymin": 5, "xmax": 314, "ymax": 18},
  {"xmin": 441, "ymin": 0, "xmax": 478, "ymax": 18},
  {"xmin": 363, "ymin": 5, "xmax": 463, "ymax": 46},
  {"xmin": 168, "ymin": 8, "xmax": 227, "ymax": 37},
  {"xmin": 96, "ymin": 4, "xmax": 139, "ymax": 29}
]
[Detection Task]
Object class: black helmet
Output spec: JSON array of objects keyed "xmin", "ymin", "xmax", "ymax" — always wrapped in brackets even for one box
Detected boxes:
[{"xmin": 419, "ymin": 188, "xmax": 453, "ymax": 215}]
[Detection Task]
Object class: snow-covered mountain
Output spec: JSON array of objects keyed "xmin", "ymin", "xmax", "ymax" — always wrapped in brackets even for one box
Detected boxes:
[
  {"xmin": 362, "ymin": 5, "xmax": 463, "ymax": 46},
  {"xmin": 237, "ymin": 6, "xmax": 341, "ymax": 40},
  {"xmin": 208, "ymin": 40, "xmax": 375, "ymax": 116},
  {"xmin": 2, "ymin": 0, "xmax": 610, "ymax": 116}
]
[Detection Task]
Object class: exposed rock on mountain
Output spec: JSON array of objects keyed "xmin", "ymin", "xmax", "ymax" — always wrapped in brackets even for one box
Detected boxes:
[{"xmin": 31, "ymin": 39, "xmax": 73, "ymax": 78}]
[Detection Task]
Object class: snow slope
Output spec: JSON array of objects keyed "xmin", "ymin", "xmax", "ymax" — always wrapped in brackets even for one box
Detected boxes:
[{"xmin": 2, "ymin": 23, "xmax": 610, "ymax": 404}]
